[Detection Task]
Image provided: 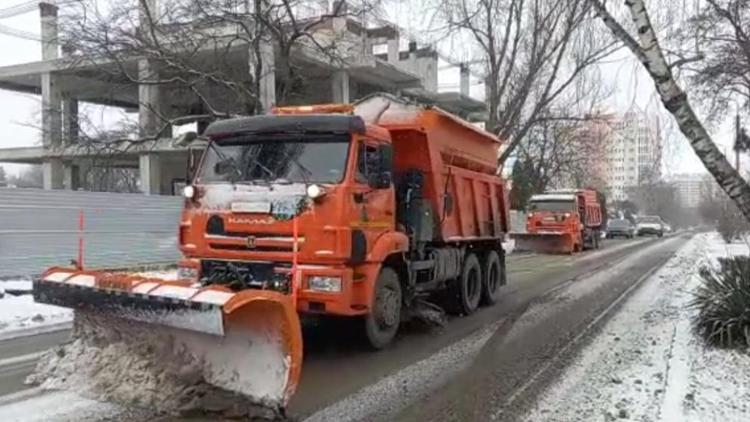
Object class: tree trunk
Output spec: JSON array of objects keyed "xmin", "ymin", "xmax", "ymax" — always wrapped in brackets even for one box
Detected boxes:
[{"xmin": 593, "ymin": 0, "xmax": 750, "ymax": 221}]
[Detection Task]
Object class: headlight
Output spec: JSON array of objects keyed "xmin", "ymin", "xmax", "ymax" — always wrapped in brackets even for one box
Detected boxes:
[
  {"xmin": 307, "ymin": 276, "xmax": 342, "ymax": 292},
  {"xmin": 177, "ymin": 266, "xmax": 198, "ymax": 280},
  {"xmin": 183, "ymin": 185, "xmax": 196, "ymax": 199},
  {"xmin": 306, "ymin": 184, "xmax": 324, "ymax": 199}
]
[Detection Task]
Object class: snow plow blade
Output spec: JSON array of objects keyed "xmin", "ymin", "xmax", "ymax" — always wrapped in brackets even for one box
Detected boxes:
[
  {"xmin": 510, "ymin": 232, "xmax": 575, "ymax": 254},
  {"xmin": 32, "ymin": 267, "xmax": 303, "ymax": 408}
]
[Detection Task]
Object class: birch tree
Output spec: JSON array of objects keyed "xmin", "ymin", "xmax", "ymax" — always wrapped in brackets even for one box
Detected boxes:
[{"xmin": 590, "ymin": 0, "xmax": 750, "ymax": 220}]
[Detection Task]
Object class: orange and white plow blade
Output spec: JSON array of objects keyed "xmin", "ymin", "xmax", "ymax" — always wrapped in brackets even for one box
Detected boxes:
[
  {"xmin": 33, "ymin": 268, "xmax": 303, "ymax": 408},
  {"xmin": 511, "ymin": 232, "xmax": 575, "ymax": 254}
]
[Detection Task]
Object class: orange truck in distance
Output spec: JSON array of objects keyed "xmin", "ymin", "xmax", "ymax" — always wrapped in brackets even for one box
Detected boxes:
[
  {"xmin": 32, "ymin": 94, "xmax": 511, "ymax": 409},
  {"xmin": 512, "ymin": 189, "xmax": 604, "ymax": 254}
]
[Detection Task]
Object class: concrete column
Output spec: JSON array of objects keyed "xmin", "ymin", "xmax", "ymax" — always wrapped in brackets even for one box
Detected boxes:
[
  {"xmin": 138, "ymin": 0, "xmax": 169, "ymax": 139},
  {"xmin": 40, "ymin": 3, "xmax": 64, "ymax": 190},
  {"xmin": 408, "ymin": 41, "xmax": 417, "ymax": 64},
  {"xmin": 460, "ymin": 63, "xmax": 470, "ymax": 96},
  {"xmin": 331, "ymin": 0, "xmax": 348, "ymax": 32},
  {"xmin": 250, "ymin": 39, "xmax": 276, "ymax": 113},
  {"xmin": 138, "ymin": 59, "xmax": 171, "ymax": 138},
  {"xmin": 39, "ymin": 3, "xmax": 59, "ymax": 61},
  {"xmin": 43, "ymin": 159, "xmax": 64, "ymax": 190},
  {"xmin": 139, "ymin": 153, "xmax": 162, "ymax": 195},
  {"xmin": 40, "ymin": 2, "xmax": 61, "ymax": 148},
  {"xmin": 62, "ymin": 96, "xmax": 79, "ymax": 144},
  {"xmin": 331, "ymin": 70, "xmax": 350, "ymax": 103},
  {"xmin": 41, "ymin": 74, "xmax": 62, "ymax": 148},
  {"xmin": 63, "ymin": 163, "xmax": 81, "ymax": 190},
  {"xmin": 387, "ymin": 37, "xmax": 399, "ymax": 64}
]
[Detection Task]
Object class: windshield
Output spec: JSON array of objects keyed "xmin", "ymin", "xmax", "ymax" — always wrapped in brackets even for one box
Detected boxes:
[
  {"xmin": 608, "ymin": 219, "xmax": 630, "ymax": 228},
  {"xmin": 199, "ymin": 135, "xmax": 350, "ymax": 184},
  {"xmin": 528, "ymin": 201, "xmax": 575, "ymax": 212},
  {"xmin": 639, "ymin": 216, "xmax": 661, "ymax": 224}
]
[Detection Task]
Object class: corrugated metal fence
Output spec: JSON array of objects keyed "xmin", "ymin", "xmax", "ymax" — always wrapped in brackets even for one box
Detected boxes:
[{"xmin": 0, "ymin": 188, "xmax": 182, "ymax": 277}]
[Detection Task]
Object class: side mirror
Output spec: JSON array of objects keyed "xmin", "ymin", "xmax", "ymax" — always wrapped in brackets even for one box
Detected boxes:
[
  {"xmin": 186, "ymin": 147, "xmax": 203, "ymax": 181},
  {"xmin": 173, "ymin": 131, "xmax": 199, "ymax": 148},
  {"xmin": 214, "ymin": 158, "xmax": 237, "ymax": 176}
]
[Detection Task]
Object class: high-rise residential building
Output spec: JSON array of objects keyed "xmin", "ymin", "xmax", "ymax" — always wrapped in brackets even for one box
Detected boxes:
[
  {"xmin": 605, "ymin": 109, "xmax": 662, "ymax": 201},
  {"xmin": 667, "ymin": 173, "xmax": 715, "ymax": 208}
]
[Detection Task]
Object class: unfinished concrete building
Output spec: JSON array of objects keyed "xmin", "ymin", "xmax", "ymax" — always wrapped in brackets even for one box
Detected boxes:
[{"xmin": 0, "ymin": 1, "xmax": 486, "ymax": 194}]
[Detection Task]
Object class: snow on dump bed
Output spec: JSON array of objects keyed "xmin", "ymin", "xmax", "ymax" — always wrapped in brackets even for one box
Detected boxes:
[
  {"xmin": 0, "ymin": 294, "xmax": 72, "ymax": 336},
  {"xmin": 523, "ymin": 233, "xmax": 750, "ymax": 422},
  {"xmin": 27, "ymin": 311, "xmax": 288, "ymax": 419}
]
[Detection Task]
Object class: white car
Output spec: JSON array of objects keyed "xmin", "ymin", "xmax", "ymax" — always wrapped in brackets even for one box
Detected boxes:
[{"xmin": 636, "ymin": 216, "xmax": 664, "ymax": 237}]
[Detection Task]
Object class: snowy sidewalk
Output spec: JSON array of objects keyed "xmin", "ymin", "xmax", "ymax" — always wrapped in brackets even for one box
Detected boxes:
[
  {"xmin": 0, "ymin": 295, "xmax": 72, "ymax": 340},
  {"xmin": 524, "ymin": 232, "xmax": 750, "ymax": 422}
]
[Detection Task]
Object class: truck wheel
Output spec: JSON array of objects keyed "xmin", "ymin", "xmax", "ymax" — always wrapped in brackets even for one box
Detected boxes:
[
  {"xmin": 456, "ymin": 253, "xmax": 482, "ymax": 315},
  {"xmin": 481, "ymin": 250, "xmax": 503, "ymax": 306},
  {"xmin": 364, "ymin": 267, "xmax": 402, "ymax": 350}
]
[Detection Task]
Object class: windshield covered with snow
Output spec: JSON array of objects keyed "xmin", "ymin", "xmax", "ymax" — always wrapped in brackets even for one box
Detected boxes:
[
  {"xmin": 199, "ymin": 134, "xmax": 350, "ymax": 184},
  {"xmin": 528, "ymin": 200, "xmax": 575, "ymax": 212},
  {"xmin": 639, "ymin": 216, "xmax": 662, "ymax": 224}
]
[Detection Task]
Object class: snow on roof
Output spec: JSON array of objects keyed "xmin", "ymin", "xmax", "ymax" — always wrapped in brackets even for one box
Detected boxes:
[{"xmin": 530, "ymin": 194, "xmax": 576, "ymax": 202}]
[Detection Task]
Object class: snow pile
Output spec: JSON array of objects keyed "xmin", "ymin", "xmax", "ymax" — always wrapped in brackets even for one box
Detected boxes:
[
  {"xmin": 27, "ymin": 311, "xmax": 290, "ymax": 419},
  {"xmin": 0, "ymin": 295, "xmax": 73, "ymax": 336},
  {"xmin": 0, "ymin": 278, "xmax": 33, "ymax": 294},
  {"xmin": 523, "ymin": 233, "xmax": 750, "ymax": 422},
  {"xmin": 0, "ymin": 391, "xmax": 129, "ymax": 422}
]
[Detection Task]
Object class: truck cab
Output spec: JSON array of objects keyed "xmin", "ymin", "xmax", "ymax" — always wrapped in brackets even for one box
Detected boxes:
[
  {"xmin": 526, "ymin": 193, "xmax": 582, "ymax": 234},
  {"xmin": 179, "ymin": 113, "xmax": 399, "ymax": 317}
]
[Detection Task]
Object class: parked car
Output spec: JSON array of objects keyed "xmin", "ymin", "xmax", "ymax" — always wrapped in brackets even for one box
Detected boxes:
[
  {"xmin": 636, "ymin": 215, "xmax": 664, "ymax": 237},
  {"xmin": 606, "ymin": 218, "xmax": 636, "ymax": 239}
]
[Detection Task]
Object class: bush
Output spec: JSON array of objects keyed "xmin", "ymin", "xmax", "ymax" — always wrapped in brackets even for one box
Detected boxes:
[
  {"xmin": 691, "ymin": 256, "xmax": 750, "ymax": 348},
  {"xmin": 716, "ymin": 200, "xmax": 750, "ymax": 243}
]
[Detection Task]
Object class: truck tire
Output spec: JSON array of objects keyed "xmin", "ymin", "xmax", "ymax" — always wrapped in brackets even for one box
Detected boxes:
[
  {"xmin": 456, "ymin": 253, "xmax": 482, "ymax": 315},
  {"xmin": 481, "ymin": 250, "xmax": 503, "ymax": 306},
  {"xmin": 364, "ymin": 267, "xmax": 402, "ymax": 350}
]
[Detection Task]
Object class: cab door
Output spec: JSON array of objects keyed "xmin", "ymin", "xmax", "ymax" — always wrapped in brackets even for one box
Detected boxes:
[{"xmin": 348, "ymin": 136, "xmax": 395, "ymax": 261}]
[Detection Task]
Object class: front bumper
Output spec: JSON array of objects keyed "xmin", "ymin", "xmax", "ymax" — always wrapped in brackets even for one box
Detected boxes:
[
  {"xmin": 637, "ymin": 227, "xmax": 662, "ymax": 235},
  {"xmin": 607, "ymin": 230, "xmax": 633, "ymax": 236},
  {"xmin": 295, "ymin": 266, "xmax": 359, "ymax": 315}
]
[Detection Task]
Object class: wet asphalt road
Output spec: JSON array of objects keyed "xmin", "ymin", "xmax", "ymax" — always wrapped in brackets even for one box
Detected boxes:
[
  {"xmin": 395, "ymin": 233, "xmax": 692, "ymax": 422},
  {"xmin": 0, "ymin": 235, "xmax": 684, "ymax": 421}
]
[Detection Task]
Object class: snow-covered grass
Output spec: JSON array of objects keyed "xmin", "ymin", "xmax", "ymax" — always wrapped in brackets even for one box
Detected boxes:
[
  {"xmin": 0, "ymin": 295, "xmax": 73, "ymax": 338},
  {"xmin": 523, "ymin": 232, "xmax": 750, "ymax": 422}
]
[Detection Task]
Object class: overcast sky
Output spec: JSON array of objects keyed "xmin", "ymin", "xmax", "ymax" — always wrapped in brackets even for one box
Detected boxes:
[{"xmin": 0, "ymin": 0, "xmax": 738, "ymax": 177}]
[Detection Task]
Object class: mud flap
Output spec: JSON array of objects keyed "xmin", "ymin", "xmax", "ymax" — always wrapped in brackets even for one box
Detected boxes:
[
  {"xmin": 511, "ymin": 233, "xmax": 575, "ymax": 254},
  {"xmin": 33, "ymin": 268, "xmax": 303, "ymax": 408}
]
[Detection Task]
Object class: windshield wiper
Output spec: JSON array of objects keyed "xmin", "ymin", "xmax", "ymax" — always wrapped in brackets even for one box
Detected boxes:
[
  {"xmin": 281, "ymin": 151, "xmax": 313, "ymax": 184},
  {"xmin": 246, "ymin": 155, "xmax": 276, "ymax": 180}
]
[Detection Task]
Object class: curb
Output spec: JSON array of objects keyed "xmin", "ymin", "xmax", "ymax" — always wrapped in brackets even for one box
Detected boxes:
[{"xmin": 0, "ymin": 321, "xmax": 73, "ymax": 342}]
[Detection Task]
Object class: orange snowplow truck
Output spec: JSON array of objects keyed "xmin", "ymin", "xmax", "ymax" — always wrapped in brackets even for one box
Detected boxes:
[
  {"xmin": 511, "ymin": 189, "xmax": 604, "ymax": 254},
  {"xmin": 32, "ymin": 95, "xmax": 510, "ymax": 409}
]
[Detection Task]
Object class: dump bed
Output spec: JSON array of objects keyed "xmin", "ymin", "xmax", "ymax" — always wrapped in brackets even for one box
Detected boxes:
[{"xmin": 356, "ymin": 96, "xmax": 510, "ymax": 242}]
